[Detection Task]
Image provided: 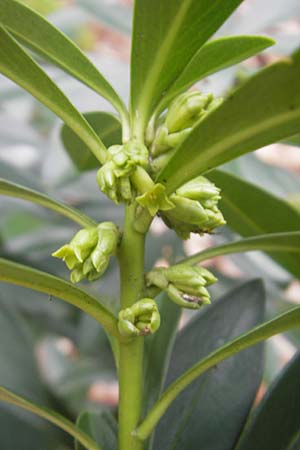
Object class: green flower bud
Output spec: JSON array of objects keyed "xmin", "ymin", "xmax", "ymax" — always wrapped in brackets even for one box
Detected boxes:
[
  {"xmin": 97, "ymin": 141, "xmax": 149, "ymax": 204},
  {"xmin": 161, "ymin": 176, "xmax": 225, "ymax": 239},
  {"xmin": 52, "ymin": 222, "xmax": 119, "ymax": 283},
  {"xmin": 136, "ymin": 183, "xmax": 175, "ymax": 216},
  {"xmin": 146, "ymin": 265, "xmax": 217, "ymax": 310},
  {"xmin": 166, "ymin": 92, "xmax": 214, "ymax": 133},
  {"xmin": 118, "ymin": 299, "xmax": 161, "ymax": 337}
]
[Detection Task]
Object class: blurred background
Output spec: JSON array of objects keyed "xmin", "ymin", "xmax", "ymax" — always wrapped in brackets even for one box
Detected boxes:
[{"xmin": 0, "ymin": 1, "xmax": 300, "ymax": 448}]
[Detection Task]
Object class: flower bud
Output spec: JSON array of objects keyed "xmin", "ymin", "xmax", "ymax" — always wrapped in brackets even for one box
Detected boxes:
[
  {"xmin": 118, "ymin": 299, "xmax": 160, "ymax": 337},
  {"xmin": 150, "ymin": 92, "xmax": 223, "ymax": 171},
  {"xmin": 146, "ymin": 265, "xmax": 217, "ymax": 310},
  {"xmin": 52, "ymin": 222, "xmax": 119, "ymax": 283},
  {"xmin": 166, "ymin": 92, "xmax": 214, "ymax": 133},
  {"xmin": 161, "ymin": 176, "xmax": 225, "ymax": 239},
  {"xmin": 97, "ymin": 141, "xmax": 149, "ymax": 204}
]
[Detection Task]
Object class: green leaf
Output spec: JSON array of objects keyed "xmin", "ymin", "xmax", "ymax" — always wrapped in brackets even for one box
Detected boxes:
[
  {"xmin": 61, "ymin": 112, "xmax": 122, "ymax": 172},
  {"xmin": 0, "ymin": 0, "xmax": 128, "ymax": 124},
  {"xmin": 0, "ymin": 178, "xmax": 96, "ymax": 227},
  {"xmin": 130, "ymin": 0, "xmax": 243, "ymax": 130},
  {"xmin": 151, "ymin": 280, "xmax": 265, "ymax": 450},
  {"xmin": 157, "ymin": 35, "xmax": 274, "ymax": 113},
  {"xmin": 182, "ymin": 231, "xmax": 300, "ymax": 266},
  {"xmin": 136, "ymin": 303, "xmax": 300, "ymax": 440},
  {"xmin": 144, "ymin": 294, "xmax": 181, "ymax": 415},
  {"xmin": 0, "ymin": 387, "xmax": 102, "ymax": 450},
  {"xmin": 208, "ymin": 170, "xmax": 300, "ymax": 277},
  {"xmin": 0, "ymin": 301, "xmax": 61, "ymax": 449},
  {"xmin": 158, "ymin": 56, "xmax": 300, "ymax": 193},
  {"xmin": 0, "ymin": 258, "xmax": 119, "ymax": 338},
  {"xmin": 0, "ymin": 25, "xmax": 107, "ymax": 164},
  {"xmin": 235, "ymin": 351, "xmax": 300, "ymax": 450},
  {"xmin": 76, "ymin": 410, "xmax": 117, "ymax": 450}
]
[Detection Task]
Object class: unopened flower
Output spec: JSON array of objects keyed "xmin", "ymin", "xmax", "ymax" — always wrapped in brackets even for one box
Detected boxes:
[
  {"xmin": 161, "ymin": 176, "xmax": 226, "ymax": 239},
  {"xmin": 52, "ymin": 222, "xmax": 119, "ymax": 283},
  {"xmin": 118, "ymin": 298, "xmax": 161, "ymax": 337},
  {"xmin": 146, "ymin": 264, "xmax": 217, "ymax": 310},
  {"xmin": 97, "ymin": 141, "xmax": 149, "ymax": 204}
]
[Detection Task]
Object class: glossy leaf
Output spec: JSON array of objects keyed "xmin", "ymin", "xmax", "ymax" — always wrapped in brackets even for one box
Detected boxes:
[
  {"xmin": 208, "ymin": 170, "xmax": 300, "ymax": 277},
  {"xmin": 235, "ymin": 352, "xmax": 300, "ymax": 450},
  {"xmin": 183, "ymin": 231, "xmax": 300, "ymax": 266},
  {"xmin": 0, "ymin": 178, "xmax": 96, "ymax": 227},
  {"xmin": 151, "ymin": 280, "xmax": 265, "ymax": 450},
  {"xmin": 137, "ymin": 303, "xmax": 300, "ymax": 441},
  {"xmin": 76, "ymin": 410, "xmax": 117, "ymax": 450},
  {"xmin": 0, "ymin": 0, "xmax": 128, "ymax": 122},
  {"xmin": 157, "ymin": 35, "xmax": 274, "ymax": 113},
  {"xmin": 0, "ymin": 25, "xmax": 107, "ymax": 164},
  {"xmin": 158, "ymin": 56, "xmax": 300, "ymax": 193},
  {"xmin": 0, "ymin": 387, "xmax": 102, "ymax": 450},
  {"xmin": 61, "ymin": 112, "xmax": 122, "ymax": 172},
  {"xmin": 144, "ymin": 294, "xmax": 181, "ymax": 415},
  {"xmin": 130, "ymin": 0, "xmax": 243, "ymax": 129},
  {"xmin": 0, "ymin": 258, "xmax": 119, "ymax": 338}
]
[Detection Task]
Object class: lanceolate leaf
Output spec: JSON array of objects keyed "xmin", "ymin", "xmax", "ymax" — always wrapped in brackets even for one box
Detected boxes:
[
  {"xmin": 61, "ymin": 112, "xmax": 122, "ymax": 172},
  {"xmin": 235, "ymin": 352, "xmax": 300, "ymax": 450},
  {"xmin": 136, "ymin": 305, "xmax": 300, "ymax": 440},
  {"xmin": 0, "ymin": 258, "xmax": 119, "ymax": 338},
  {"xmin": 158, "ymin": 56, "xmax": 300, "ymax": 193},
  {"xmin": 152, "ymin": 280, "xmax": 265, "ymax": 450},
  {"xmin": 182, "ymin": 231, "xmax": 300, "ymax": 266},
  {"xmin": 130, "ymin": 0, "xmax": 243, "ymax": 130},
  {"xmin": 0, "ymin": 387, "xmax": 102, "ymax": 450},
  {"xmin": 0, "ymin": 178, "xmax": 96, "ymax": 227},
  {"xmin": 157, "ymin": 35, "xmax": 274, "ymax": 113},
  {"xmin": 207, "ymin": 170, "xmax": 300, "ymax": 278},
  {"xmin": 0, "ymin": 25, "xmax": 107, "ymax": 164},
  {"xmin": 0, "ymin": 0, "xmax": 128, "ymax": 124}
]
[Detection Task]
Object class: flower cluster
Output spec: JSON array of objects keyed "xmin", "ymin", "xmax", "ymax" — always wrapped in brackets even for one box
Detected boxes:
[
  {"xmin": 149, "ymin": 91, "xmax": 223, "ymax": 173},
  {"xmin": 161, "ymin": 175, "xmax": 226, "ymax": 238},
  {"xmin": 52, "ymin": 222, "xmax": 119, "ymax": 283},
  {"xmin": 118, "ymin": 298, "xmax": 161, "ymax": 337},
  {"xmin": 146, "ymin": 264, "xmax": 217, "ymax": 310},
  {"xmin": 97, "ymin": 141, "xmax": 149, "ymax": 204}
]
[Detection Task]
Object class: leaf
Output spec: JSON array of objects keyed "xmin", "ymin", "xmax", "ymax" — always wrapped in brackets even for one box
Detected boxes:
[
  {"xmin": 144, "ymin": 294, "xmax": 181, "ymax": 415},
  {"xmin": 61, "ymin": 112, "xmax": 122, "ymax": 172},
  {"xmin": 283, "ymin": 132, "xmax": 300, "ymax": 147},
  {"xmin": 235, "ymin": 351, "xmax": 300, "ymax": 450},
  {"xmin": 0, "ymin": 25, "xmax": 107, "ymax": 164},
  {"xmin": 76, "ymin": 410, "xmax": 117, "ymax": 450},
  {"xmin": 0, "ymin": 301, "xmax": 60, "ymax": 449},
  {"xmin": 207, "ymin": 170, "xmax": 300, "ymax": 278},
  {"xmin": 157, "ymin": 35, "xmax": 274, "ymax": 113},
  {"xmin": 0, "ymin": 0, "xmax": 128, "ymax": 122},
  {"xmin": 130, "ymin": 0, "xmax": 243, "ymax": 129},
  {"xmin": 137, "ymin": 302, "xmax": 300, "ymax": 441},
  {"xmin": 158, "ymin": 56, "xmax": 300, "ymax": 193},
  {"xmin": 0, "ymin": 178, "xmax": 96, "ymax": 227},
  {"xmin": 0, "ymin": 387, "xmax": 102, "ymax": 450},
  {"xmin": 150, "ymin": 280, "xmax": 265, "ymax": 450},
  {"xmin": 0, "ymin": 258, "xmax": 119, "ymax": 338},
  {"xmin": 182, "ymin": 231, "xmax": 300, "ymax": 265}
]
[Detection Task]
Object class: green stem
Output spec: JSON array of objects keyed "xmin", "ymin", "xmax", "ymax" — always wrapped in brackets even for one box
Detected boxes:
[{"xmin": 118, "ymin": 203, "xmax": 146, "ymax": 450}]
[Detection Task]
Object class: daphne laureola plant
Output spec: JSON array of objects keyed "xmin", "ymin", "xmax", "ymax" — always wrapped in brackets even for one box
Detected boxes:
[{"xmin": 1, "ymin": 0, "xmax": 300, "ymax": 449}]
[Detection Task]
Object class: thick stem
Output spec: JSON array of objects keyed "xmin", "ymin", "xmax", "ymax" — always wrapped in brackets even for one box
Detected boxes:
[{"xmin": 118, "ymin": 203, "xmax": 146, "ymax": 450}]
